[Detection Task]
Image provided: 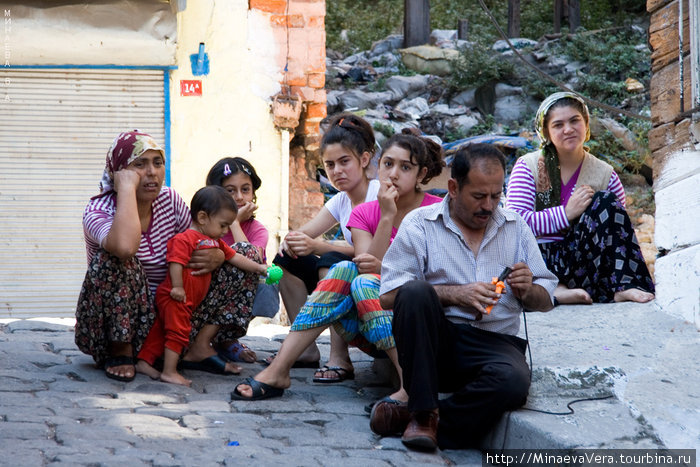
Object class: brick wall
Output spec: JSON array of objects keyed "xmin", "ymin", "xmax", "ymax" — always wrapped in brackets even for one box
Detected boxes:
[{"xmin": 250, "ymin": 0, "xmax": 327, "ymax": 227}]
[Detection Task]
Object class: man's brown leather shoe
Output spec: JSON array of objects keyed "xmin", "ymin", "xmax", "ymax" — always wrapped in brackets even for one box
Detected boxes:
[
  {"xmin": 401, "ymin": 409, "xmax": 439, "ymax": 451},
  {"xmin": 369, "ymin": 399, "xmax": 411, "ymax": 436}
]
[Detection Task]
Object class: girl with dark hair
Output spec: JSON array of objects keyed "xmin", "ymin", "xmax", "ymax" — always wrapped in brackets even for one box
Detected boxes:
[
  {"xmin": 205, "ymin": 157, "xmax": 271, "ymax": 363},
  {"xmin": 231, "ymin": 129, "xmax": 445, "ymax": 401},
  {"xmin": 506, "ymin": 92, "xmax": 654, "ymax": 304},
  {"xmin": 266, "ymin": 112, "xmax": 381, "ymax": 375}
]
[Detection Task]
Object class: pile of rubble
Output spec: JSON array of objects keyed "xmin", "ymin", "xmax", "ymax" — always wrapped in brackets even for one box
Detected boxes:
[{"xmin": 324, "ymin": 29, "xmax": 657, "ymax": 276}]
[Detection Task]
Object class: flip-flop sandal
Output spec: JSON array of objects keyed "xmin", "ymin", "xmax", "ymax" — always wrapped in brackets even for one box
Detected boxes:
[
  {"xmin": 181, "ymin": 355, "xmax": 240, "ymax": 375},
  {"xmin": 259, "ymin": 352, "xmax": 319, "ymax": 369},
  {"xmin": 218, "ymin": 341, "xmax": 256, "ymax": 363},
  {"xmin": 104, "ymin": 355, "xmax": 136, "ymax": 382},
  {"xmin": 231, "ymin": 377, "xmax": 284, "ymax": 401},
  {"xmin": 312, "ymin": 365, "xmax": 355, "ymax": 384}
]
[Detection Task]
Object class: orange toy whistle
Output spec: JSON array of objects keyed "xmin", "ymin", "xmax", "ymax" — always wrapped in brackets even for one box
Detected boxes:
[{"xmin": 484, "ymin": 267, "xmax": 512, "ymax": 314}]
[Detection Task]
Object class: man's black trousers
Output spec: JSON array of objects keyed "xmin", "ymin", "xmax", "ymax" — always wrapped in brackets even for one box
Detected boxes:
[{"xmin": 392, "ymin": 280, "xmax": 531, "ymax": 449}]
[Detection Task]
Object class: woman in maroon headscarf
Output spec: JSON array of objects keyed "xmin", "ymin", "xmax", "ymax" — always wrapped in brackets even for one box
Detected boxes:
[{"xmin": 76, "ymin": 131, "xmax": 261, "ymax": 381}]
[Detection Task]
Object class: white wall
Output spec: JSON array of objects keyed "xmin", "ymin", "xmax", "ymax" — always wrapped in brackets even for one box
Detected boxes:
[
  {"xmin": 169, "ymin": 1, "xmax": 284, "ymax": 261},
  {"xmin": 654, "ymin": 148, "xmax": 700, "ymax": 328}
]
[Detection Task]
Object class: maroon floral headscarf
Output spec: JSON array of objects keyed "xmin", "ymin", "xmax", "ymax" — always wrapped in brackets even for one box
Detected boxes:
[{"xmin": 95, "ymin": 130, "xmax": 165, "ymax": 199}]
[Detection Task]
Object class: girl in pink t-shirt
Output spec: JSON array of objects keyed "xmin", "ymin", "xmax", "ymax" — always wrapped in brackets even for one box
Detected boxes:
[{"xmin": 232, "ymin": 129, "xmax": 444, "ymax": 402}]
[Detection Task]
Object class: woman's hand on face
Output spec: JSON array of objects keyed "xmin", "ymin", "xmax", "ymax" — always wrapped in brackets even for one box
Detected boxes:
[
  {"xmin": 565, "ymin": 184, "xmax": 595, "ymax": 221},
  {"xmin": 187, "ymin": 248, "xmax": 225, "ymax": 275},
  {"xmin": 353, "ymin": 253, "xmax": 381, "ymax": 274},
  {"xmin": 113, "ymin": 168, "xmax": 141, "ymax": 193},
  {"xmin": 377, "ymin": 179, "xmax": 399, "ymax": 219},
  {"xmin": 283, "ymin": 231, "xmax": 316, "ymax": 258},
  {"xmin": 236, "ymin": 202, "xmax": 258, "ymax": 223}
]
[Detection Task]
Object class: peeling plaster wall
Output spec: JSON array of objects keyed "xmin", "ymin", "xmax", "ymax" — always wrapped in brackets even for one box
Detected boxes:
[{"xmin": 170, "ymin": 1, "xmax": 283, "ymax": 260}]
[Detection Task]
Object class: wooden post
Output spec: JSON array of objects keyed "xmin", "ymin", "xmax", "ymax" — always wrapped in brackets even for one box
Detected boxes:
[
  {"xmin": 553, "ymin": 0, "xmax": 563, "ymax": 34},
  {"xmin": 507, "ymin": 0, "xmax": 521, "ymax": 38},
  {"xmin": 404, "ymin": 0, "xmax": 430, "ymax": 48},
  {"xmin": 458, "ymin": 19, "xmax": 469, "ymax": 40},
  {"xmin": 568, "ymin": 0, "xmax": 581, "ymax": 32}
]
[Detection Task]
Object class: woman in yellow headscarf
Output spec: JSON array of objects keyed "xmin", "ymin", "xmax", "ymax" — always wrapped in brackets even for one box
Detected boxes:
[{"xmin": 505, "ymin": 92, "xmax": 654, "ymax": 305}]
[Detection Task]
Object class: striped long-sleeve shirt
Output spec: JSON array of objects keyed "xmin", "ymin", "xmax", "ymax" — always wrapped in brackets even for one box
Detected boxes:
[
  {"xmin": 505, "ymin": 158, "xmax": 625, "ymax": 243},
  {"xmin": 83, "ymin": 187, "xmax": 191, "ymax": 293}
]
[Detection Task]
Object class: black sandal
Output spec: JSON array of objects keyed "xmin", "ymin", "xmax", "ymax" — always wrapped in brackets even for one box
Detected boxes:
[
  {"xmin": 312, "ymin": 365, "xmax": 355, "ymax": 383},
  {"xmin": 104, "ymin": 355, "xmax": 136, "ymax": 382}
]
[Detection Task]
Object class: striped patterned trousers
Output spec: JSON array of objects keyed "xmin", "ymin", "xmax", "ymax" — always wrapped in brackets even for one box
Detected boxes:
[{"xmin": 290, "ymin": 260, "xmax": 395, "ymax": 355}]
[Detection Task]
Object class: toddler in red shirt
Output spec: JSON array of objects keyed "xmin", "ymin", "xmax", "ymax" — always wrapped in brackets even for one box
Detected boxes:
[{"xmin": 138, "ymin": 185, "xmax": 268, "ymax": 386}]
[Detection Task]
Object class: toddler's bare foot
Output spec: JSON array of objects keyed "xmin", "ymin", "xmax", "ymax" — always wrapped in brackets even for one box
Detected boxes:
[
  {"xmin": 614, "ymin": 288, "xmax": 655, "ymax": 303},
  {"xmin": 225, "ymin": 361, "xmax": 242, "ymax": 374},
  {"xmin": 135, "ymin": 360, "xmax": 161, "ymax": 380},
  {"xmin": 555, "ymin": 285, "xmax": 593, "ymax": 305},
  {"xmin": 160, "ymin": 371, "xmax": 192, "ymax": 387}
]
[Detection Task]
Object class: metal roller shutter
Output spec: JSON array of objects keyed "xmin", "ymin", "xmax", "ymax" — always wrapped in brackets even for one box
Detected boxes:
[{"xmin": 0, "ymin": 68, "xmax": 166, "ymax": 318}]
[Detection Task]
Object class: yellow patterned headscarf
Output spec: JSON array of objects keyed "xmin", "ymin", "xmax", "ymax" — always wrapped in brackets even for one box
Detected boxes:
[
  {"xmin": 534, "ymin": 92, "xmax": 591, "ymax": 147},
  {"xmin": 532, "ymin": 92, "xmax": 591, "ymax": 210}
]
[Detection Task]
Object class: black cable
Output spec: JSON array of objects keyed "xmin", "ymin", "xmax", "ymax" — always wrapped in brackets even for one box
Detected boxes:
[
  {"xmin": 497, "ymin": 312, "xmax": 615, "ymax": 449},
  {"xmin": 522, "ymin": 394, "xmax": 615, "ymax": 416}
]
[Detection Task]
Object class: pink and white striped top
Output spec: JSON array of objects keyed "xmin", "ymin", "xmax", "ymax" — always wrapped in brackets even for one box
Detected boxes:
[
  {"xmin": 83, "ymin": 187, "xmax": 191, "ymax": 293},
  {"xmin": 505, "ymin": 158, "xmax": 625, "ymax": 243}
]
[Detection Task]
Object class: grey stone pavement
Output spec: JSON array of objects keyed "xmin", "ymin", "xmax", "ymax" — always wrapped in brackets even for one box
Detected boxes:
[
  {"xmin": 1, "ymin": 300, "xmax": 698, "ymax": 466},
  {"xmin": 0, "ymin": 318, "xmax": 482, "ymax": 467}
]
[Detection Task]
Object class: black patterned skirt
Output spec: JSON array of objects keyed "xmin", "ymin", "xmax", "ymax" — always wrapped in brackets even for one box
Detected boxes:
[{"xmin": 538, "ymin": 191, "xmax": 655, "ymax": 303}]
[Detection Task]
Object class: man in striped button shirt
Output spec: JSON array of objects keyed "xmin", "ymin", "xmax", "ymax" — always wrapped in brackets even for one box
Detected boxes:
[{"xmin": 376, "ymin": 144, "xmax": 557, "ymax": 451}]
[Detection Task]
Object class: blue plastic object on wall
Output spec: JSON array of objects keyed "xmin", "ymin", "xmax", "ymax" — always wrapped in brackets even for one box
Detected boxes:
[{"xmin": 190, "ymin": 43, "xmax": 209, "ymax": 76}]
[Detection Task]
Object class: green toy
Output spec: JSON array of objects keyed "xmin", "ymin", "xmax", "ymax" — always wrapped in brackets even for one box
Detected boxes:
[{"xmin": 265, "ymin": 265, "xmax": 283, "ymax": 284}]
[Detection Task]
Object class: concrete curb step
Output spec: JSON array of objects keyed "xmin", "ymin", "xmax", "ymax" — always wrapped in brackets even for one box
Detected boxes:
[{"xmin": 484, "ymin": 366, "xmax": 665, "ymax": 450}]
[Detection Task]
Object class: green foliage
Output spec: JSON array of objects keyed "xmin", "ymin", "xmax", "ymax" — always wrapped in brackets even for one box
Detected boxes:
[
  {"xmin": 558, "ymin": 28, "xmax": 650, "ymax": 105},
  {"xmin": 326, "ymin": 1, "xmax": 402, "ymax": 53},
  {"xmin": 443, "ymin": 126, "xmax": 468, "ymax": 143},
  {"xmin": 448, "ymin": 42, "xmax": 515, "ymax": 92},
  {"xmin": 326, "ymin": 0, "xmax": 648, "ymax": 55},
  {"xmin": 465, "ymin": 115, "xmax": 496, "ymax": 137},
  {"xmin": 373, "ymin": 121, "xmax": 395, "ymax": 138},
  {"xmin": 587, "ymin": 122, "xmax": 650, "ymax": 176}
]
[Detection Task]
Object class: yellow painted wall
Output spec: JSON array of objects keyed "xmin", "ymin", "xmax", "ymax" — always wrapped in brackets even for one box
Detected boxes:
[{"xmin": 170, "ymin": 1, "xmax": 284, "ymax": 261}]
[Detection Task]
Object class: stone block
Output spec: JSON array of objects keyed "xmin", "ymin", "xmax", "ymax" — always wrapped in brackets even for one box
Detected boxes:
[
  {"xmin": 650, "ymin": 57, "xmax": 693, "ymax": 126},
  {"xmin": 655, "ymin": 245, "xmax": 700, "ymax": 328},
  {"xmin": 305, "ymin": 101, "xmax": 326, "ymax": 119},
  {"xmin": 648, "ymin": 122, "xmax": 674, "ymax": 153},
  {"xmin": 314, "ymin": 88, "xmax": 326, "ymax": 103},
  {"xmin": 306, "ymin": 15, "xmax": 324, "ymax": 28},
  {"xmin": 301, "ymin": 118, "xmax": 321, "ymax": 135},
  {"xmin": 307, "ymin": 72, "xmax": 326, "ymax": 89},
  {"xmin": 647, "ymin": 0, "xmax": 673, "ymax": 15},
  {"xmin": 649, "ymin": 2, "xmax": 690, "ymax": 72},
  {"xmin": 655, "ymin": 167, "xmax": 700, "ymax": 249},
  {"xmin": 290, "ymin": 0, "xmax": 326, "ymax": 16},
  {"xmin": 290, "ymin": 85, "xmax": 316, "ymax": 102},
  {"xmin": 653, "ymin": 128, "xmax": 699, "ymax": 190},
  {"xmin": 249, "ymin": 0, "xmax": 287, "ymax": 14},
  {"xmin": 288, "ymin": 14, "xmax": 306, "ymax": 28},
  {"xmin": 0, "ymin": 421, "xmax": 52, "ymax": 440}
]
